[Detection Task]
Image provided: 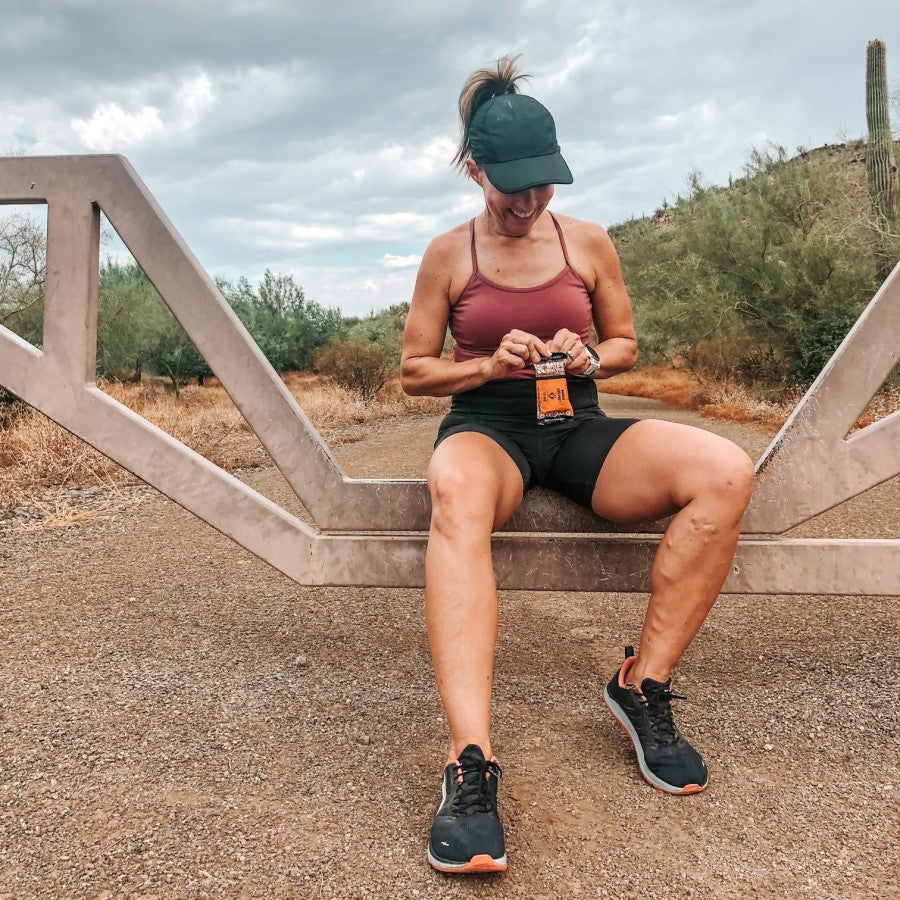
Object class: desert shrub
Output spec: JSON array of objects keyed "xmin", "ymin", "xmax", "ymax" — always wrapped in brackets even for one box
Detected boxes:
[
  {"xmin": 145, "ymin": 311, "xmax": 210, "ymax": 395},
  {"xmin": 97, "ymin": 266, "xmax": 343, "ymax": 383},
  {"xmin": 96, "ymin": 261, "xmax": 170, "ymax": 378},
  {"xmin": 788, "ymin": 306, "xmax": 859, "ymax": 385},
  {"xmin": 314, "ymin": 339, "xmax": 394, "ymax": 404},
  {"xmin": 340, "ymin": 303, "xmax": 409, "ymax": 365},
  {"xmin": 676, "ymin": 333, "xmax": 753, "ymax": 380},
  {"xmin": 0, "ymin": 387, "xmax": 26, "ymax": 435},
  {"xmin": 614, "ymin": 142, "xmax": 892, "ymax": 388}
]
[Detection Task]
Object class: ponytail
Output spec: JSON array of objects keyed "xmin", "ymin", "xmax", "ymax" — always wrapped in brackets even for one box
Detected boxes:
[{"xmin": 452, "ymin": 55, "xmax": 529, "ymax": 172}]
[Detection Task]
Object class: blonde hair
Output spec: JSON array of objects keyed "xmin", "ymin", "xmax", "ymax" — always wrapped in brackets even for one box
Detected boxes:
[{"xmin": 452, "ymin": 55, "xmax": 530, "ymax": 172}]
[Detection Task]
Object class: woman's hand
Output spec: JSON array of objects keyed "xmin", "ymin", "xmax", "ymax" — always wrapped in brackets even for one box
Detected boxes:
[
  {"xmin": 484, "ymin": 329, "xmax": 552, "ymax": 379},
  {"xmin": 550, "ymin": 329, "xmax": 591, "ymax": 375}
]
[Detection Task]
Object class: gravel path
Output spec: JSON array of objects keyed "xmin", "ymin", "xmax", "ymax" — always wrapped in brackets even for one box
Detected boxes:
[{"xmin": 1, "ymin": 396, "xmax": 897, "ymax": 898}]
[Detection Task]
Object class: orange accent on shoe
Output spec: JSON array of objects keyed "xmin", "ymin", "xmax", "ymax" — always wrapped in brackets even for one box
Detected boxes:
[
  {"xmin": 643, "ymin": 777, "xmax": 704, "ymax": 795},
  {"xmin": 669, "ymin": 783, "xmax": 704, "ymax": 795},
  {"xmin": 617, "ymin": 653, "xmax": 637, "ymax": 688},
  {"xmin": 429, "ymin": 854, "xmax": 507, "ymax": 874}
]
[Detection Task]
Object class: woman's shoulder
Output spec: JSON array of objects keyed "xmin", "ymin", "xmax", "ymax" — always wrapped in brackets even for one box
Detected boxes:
[
  {"xmin": 552, "ymin": 212, "xmax": 619, "ymax": 264},
  {"xmin": 551, "ymin": 212, "xmax": 613, "ymax": 247},
  {"xmin": 424, "ymin": 220, "xmax": 472, "ymax": 260},
  {"xmin": 419, "ymin": 221, "xmax": 474, "ymax": 294}
]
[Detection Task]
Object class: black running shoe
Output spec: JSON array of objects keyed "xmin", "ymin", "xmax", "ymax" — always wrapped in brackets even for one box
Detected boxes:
[
  {"xmin": 603, "ymin": 646, "xmax": 709, "ymax": 794},
  {"xmin": 427, "ymin": 744, "xmax": 507, "ymax": 874}
]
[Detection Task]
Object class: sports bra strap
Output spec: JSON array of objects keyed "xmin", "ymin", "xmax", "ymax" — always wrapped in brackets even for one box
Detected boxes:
[
  {"xmin": 549, "ymin": 213, "xmax": 572, "ymax": 267},
  {"xmin": 469, "ymin": 218, "xmax": 479, "ymax": 275}
]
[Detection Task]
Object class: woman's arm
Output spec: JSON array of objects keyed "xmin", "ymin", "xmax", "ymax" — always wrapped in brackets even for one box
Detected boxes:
[
  {"xmin": 401, "ymin": 234, "xmax": 551, "ymax": 396},
  {"xmin": 552, "ymin": 222, "xmax": 638, "ymax": 378},
  {"xmin": 400, "ymin": 235, "xmax": 486, "ymax": 396}
]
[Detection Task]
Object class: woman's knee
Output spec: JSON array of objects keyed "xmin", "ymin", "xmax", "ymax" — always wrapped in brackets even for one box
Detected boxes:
[
  {"xmin": 428, "ymin": 461, "xmax": 512, "ymax": 534},
  {"xmin": 428, "ymin": 433, "xmax": 523, "ymax": 531},
  {"xmin": 430, "ymin": 463, "xmax": 485, "ymax": 509},
  {"xmin": 686, "ymin": 441, "xmax": 755, "ymax": 512}
]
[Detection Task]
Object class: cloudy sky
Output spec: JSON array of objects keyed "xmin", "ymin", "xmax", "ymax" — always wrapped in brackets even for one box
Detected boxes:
[{"xmin": 2, "ymin": 1, "xmax": 898, "ymax": 316}]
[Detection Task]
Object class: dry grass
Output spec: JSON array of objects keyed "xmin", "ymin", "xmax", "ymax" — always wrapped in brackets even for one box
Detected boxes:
[
  {"xmin": 281, "ymin": 372, "xmax": 448, "ymax": 432},
  {"xmin": 600, "ymin": 366, "xmax": 702, "ymax": 407},
  {"xmin": 600, "ymin": 365, "xmax": 797, "ymax": 433},
  {"xmin": 12, "ymin": 491, "xmax": 145, "ymax": 532},
  {"xmin": 602, "ymin": 364, "xmax": 898, "ymax": 435},
  {"xmin": 854, "ymin": 385, "xmax": 900, "ymax": 430},
  {"xmin": 2, "ymin": 366, "xmax": 895, "ymax": 513},
  {"xmin": 0, "ymin": 374, "xmax": 449, "ymax": 512}
]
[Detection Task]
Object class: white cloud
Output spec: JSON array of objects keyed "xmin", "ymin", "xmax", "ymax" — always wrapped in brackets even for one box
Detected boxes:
[
  {"xmin": 172, "ymin": 72, "xmax": 215, "ymax": 131},
  {"xmin": 654, "ymin": 101, "xmax": 718, "ymax": 132},
  {"xmin": 72, "ymin": 103, "xmax": 163, "ymax": 149},
  {"xmin": 314, "ymin": 138, "xmax": 459, "ymax": 191},
  {"xmin": 70, "ymin": 71, "xmax": 215, "ymax": 151},
  {"xmin": 209, "ymin": 63, "xmax": 307, "ymax": 131},
  {"xmin": 535, "ymin": 22, "xmax": 609, "ymax": 98},
  {"xmin": 381, "ymin": 253, "xmax": 422, "ymax": 269},
  {"xmin": 281, "ymin": 263, "xmax": 417, "ymax": 317},
  {"xmin": 209, "ymin": 216, "xmax": 343, "ymax": 250}
]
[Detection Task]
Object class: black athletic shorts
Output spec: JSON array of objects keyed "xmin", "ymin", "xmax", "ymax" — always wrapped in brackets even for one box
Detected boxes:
[{"xmin": 434, "ymin": 378, "xmax": 640, "ymax": 510}]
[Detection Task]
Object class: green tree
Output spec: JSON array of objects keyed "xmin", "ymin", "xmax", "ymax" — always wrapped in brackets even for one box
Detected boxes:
[
  {"xmin": 96, "ymin": 261, "xmax": 171, "ymax": 379},
  {"xmin": 340, "ymin": 302, "xmax": 409, "ymax": 365},
  {"xmin": 0, "ymin": 212, "xmax": 45, "ymax": 345},
  {"xmin": 218, "ymin": 270, "xmax": 342, "ymax": 372},
  {"xmin": 146, "ymin": 310, "xmax": 208, "ymax": 395},
  {"xmin": 257, "ymin": 269, "xmax": 305, "ymax": 314}
]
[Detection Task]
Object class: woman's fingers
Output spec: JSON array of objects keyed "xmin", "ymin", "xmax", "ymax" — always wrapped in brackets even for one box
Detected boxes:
[
  {"xmin": 496, "ymin": 345, "xmax": 526, "ymax": 367},
  {"xmin": 548, "ymin": 329, "xmax": 590, "ymax": 373},
  {"xmin": 493, "ymin": 330, "xmax": 582, "ymax": 376},
  {"xmin": 505, "ymin": 330, "xmax": 550, "ymax": 362},
  {"xmin": 565, "ymin": 346, "xmax": 590, "ymax": 374},
  {"xmin": 550, "ymin": 329, "xmax": 582, "ymax": 355}
]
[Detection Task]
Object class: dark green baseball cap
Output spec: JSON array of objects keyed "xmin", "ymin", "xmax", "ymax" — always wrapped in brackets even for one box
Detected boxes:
[{"xmin": 469, "ymin": 93, "xmax": 573, "ymax": 194}]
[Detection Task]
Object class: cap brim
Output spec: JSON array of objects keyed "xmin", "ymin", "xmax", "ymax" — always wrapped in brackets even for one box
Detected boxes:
[{"xmin": 481, "ymin": 151, "xmax": 573, "ymax": 194}]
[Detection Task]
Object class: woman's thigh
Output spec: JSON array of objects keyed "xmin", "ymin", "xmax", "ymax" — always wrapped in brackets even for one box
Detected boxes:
[
  {"xmin": 590, "ymin": 419, "xmax": 754, "ymax": 524},
  {"xmin": 428, "ymin": 430, "xmax": 526, "ymax": 530}
]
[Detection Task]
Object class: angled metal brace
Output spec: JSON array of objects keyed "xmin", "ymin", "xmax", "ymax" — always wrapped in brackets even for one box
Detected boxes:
[{"xmin": 744, "ymin": 261, "xmax": 900, "ymax": 533}]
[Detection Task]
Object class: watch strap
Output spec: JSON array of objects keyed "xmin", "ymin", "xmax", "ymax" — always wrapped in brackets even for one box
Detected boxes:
[{"xmin": 582, "ymin": 344, "xmax": 600, "ymax": 377}]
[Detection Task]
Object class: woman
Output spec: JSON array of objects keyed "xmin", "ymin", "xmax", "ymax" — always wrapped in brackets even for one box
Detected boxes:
[{"xmin": 401, "ymin": 57, "xmax": 754, "ymax": 875}]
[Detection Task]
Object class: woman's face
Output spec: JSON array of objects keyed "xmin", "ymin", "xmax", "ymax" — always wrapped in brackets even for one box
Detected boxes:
[{"xmin": 467, "ymin": 159, "xmax": 554, "ymax": 235}]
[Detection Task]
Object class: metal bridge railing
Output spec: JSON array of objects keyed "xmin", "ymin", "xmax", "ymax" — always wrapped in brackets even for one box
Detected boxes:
[{"xmin": 1, "ymin": 155, "xmax": 897, "ymax": 594}]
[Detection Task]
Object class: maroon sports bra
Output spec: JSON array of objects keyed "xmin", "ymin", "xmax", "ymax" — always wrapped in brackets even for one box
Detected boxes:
[{"xmin": 449, "ymin": 213, "xmax": 592, "ymax": 380}]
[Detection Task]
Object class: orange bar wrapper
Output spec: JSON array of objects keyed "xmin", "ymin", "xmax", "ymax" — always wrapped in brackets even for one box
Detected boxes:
[{"xmin": 534, "ymin": 353, "xmax": 574, "ymax": 425}]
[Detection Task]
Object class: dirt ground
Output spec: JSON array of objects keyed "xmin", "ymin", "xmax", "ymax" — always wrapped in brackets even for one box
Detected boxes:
[{"xmin": 1, "ymin": 395, "xmax": 898, "ymax": 899}]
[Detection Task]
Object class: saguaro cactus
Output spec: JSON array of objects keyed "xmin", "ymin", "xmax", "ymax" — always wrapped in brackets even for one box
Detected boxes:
[{"xmin": 865, "ymin": 39, "xmax": 898, "ymax": 279}]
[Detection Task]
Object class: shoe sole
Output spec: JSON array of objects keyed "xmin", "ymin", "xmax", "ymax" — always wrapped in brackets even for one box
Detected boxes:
[
  {"xmin": 427, "ymin": 849, "xmax": 507, "ymax": 874},
  {"xmin": 603, "ymin": 686, "xmax": 708, "ymax": 795}
]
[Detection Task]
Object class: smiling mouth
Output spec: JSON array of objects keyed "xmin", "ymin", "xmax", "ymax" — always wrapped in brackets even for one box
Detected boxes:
[{"xmin": 509, "ymin": 208, "xmax": 536, "ymax": 219}]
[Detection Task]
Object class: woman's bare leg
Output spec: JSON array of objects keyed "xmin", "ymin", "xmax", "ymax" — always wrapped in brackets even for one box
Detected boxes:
[
  {"xmin": 591, "ymin": 420, "xmax": 755, "ymax": 683},
  {"xmin": 426, "ymin": 432, "xmax": 524, "ymax": 763}
]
